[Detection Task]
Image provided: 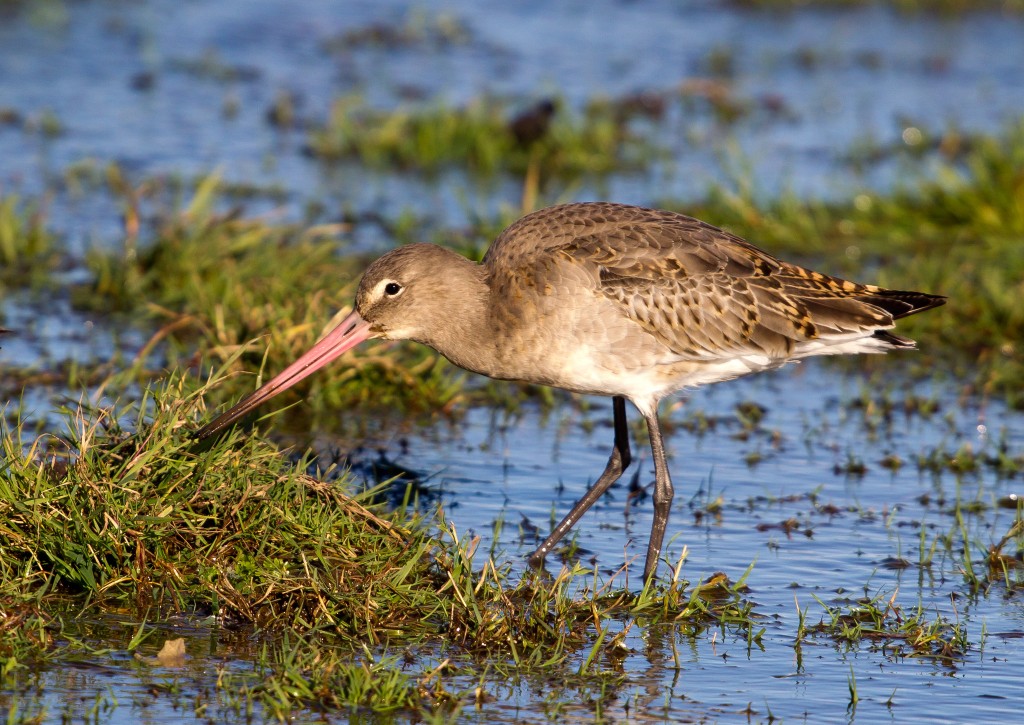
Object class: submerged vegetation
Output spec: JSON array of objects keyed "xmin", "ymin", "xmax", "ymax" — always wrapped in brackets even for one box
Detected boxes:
[{"xmin": 808, "ymin": 592, "xmax": 969, "ymax": 663}]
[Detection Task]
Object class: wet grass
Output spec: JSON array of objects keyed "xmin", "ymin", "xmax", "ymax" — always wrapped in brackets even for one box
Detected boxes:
[
  {"xmin": 0, "ymin": 376, "xmax": 432, "ymax": 633},
  {"xmin": 808, "ymin": 591, "xmax": 969, "ymax": 663},
  {"xmin": 67, "ymin": 173, "xmax": 470, "ymax": 429},
  {"xmin": 0, "ymin": 375, "xmax": 760, "ymax": 720}
]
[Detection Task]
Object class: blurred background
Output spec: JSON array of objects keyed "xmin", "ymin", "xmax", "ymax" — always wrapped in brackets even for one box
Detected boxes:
[{"xmin": 2, "ymin": 0, "xmax": 1022, "ymax": 244}]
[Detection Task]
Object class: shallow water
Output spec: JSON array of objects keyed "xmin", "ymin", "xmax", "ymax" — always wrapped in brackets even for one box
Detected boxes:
[
  {"xmin": 3, "ymin": 0, "xmax": 1024, "ymax": 722},
  {"xmin": 379, "ymin": 363, "xmax": 1024, "ymax": 721}
]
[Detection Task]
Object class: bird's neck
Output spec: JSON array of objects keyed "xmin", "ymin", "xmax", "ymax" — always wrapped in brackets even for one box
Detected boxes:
[{"xmin": 409, "ymin": 256, "xmax": 500, "ymax": 375}]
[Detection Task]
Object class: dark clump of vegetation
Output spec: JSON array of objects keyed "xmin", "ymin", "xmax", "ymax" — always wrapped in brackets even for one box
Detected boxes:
[
  {"xmin": 321, "ymin": 9, "xmax": 472, "ymax": 51},
  {"xmin": 807, "ymin": 592, "xmax": 969, "ymax": 663}
]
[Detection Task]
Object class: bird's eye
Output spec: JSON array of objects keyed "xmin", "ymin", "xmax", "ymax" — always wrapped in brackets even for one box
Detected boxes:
[{"xmin": 384, "ymin": 282, "xmax": 402, "ymax": 296}]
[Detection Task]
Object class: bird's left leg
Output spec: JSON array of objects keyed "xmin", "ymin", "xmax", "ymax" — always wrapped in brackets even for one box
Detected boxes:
[{"xmin": 641, "ymin": 411, "xmax": 675, "ymax": 583}]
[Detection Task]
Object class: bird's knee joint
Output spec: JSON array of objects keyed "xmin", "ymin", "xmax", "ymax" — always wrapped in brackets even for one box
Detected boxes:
[{"xmin": 654, "ymin": 484, "xmax": 674, "ymax": 507}]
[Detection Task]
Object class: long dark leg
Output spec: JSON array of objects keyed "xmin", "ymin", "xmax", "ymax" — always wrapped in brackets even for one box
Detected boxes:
[
  {"xmin": 641, "ymin": 411, "xmax": 675, "ymax": 583},
  {"xmin": 527, "ymin": 396, "xmax": 632, "ymax": 568}
]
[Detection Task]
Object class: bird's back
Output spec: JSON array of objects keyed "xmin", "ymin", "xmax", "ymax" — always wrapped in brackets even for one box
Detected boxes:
[{"xmin": 483, "ymin": 202, "xmax": 944, "ymax": 367}]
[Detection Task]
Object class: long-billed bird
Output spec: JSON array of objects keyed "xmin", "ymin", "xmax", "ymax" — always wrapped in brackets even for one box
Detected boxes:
[{"xmin": 196, "ymin": 202, "xmax": 945, "ymax": 582}]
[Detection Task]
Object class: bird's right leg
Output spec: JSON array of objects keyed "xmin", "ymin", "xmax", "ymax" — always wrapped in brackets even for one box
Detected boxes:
[{"xmin": 527, "ymin": 395, "xmax": 632, "ymax": 568}]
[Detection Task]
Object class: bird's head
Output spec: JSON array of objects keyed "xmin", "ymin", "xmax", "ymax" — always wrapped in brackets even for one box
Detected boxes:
[
  {"xmin": 355, "ymin": 243, "xmax": 458, "ymax": 341},
  {"xmin": 194, "ymin": 243, "xmax": 477, "ymax": 439}
]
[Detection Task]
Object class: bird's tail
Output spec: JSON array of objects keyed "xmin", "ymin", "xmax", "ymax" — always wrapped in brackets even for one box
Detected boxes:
[{"xmin": 858, "ymin": 289, "xmax": 946, "ymax": 320}]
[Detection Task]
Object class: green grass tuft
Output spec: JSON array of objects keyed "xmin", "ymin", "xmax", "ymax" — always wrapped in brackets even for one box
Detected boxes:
[
  {"xmin": 0, "ymin": 195, "xmax": 58, "ymax": 291},
  {"xmin": 0, "ymin": 373, "xmax": 759, "ymax": 718},
  {"xmin": 307, "ymin": 94, "xmax": 662, "ymax": 178}
]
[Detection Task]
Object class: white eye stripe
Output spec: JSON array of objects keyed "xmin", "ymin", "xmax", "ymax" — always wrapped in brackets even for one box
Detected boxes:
[{"xmin": 372, "ymin": 279, "xmax": 404, "ymax": 300}]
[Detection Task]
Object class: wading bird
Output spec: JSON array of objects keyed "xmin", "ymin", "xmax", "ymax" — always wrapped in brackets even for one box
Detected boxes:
[{"xmin": 196, "ymin": 202, "xmax": 944, "ymax": 582}]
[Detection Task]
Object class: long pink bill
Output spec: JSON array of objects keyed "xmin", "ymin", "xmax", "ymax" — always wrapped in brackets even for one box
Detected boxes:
[{"xmin": 194, "ymin": 310, "xmax": 373, "ymax": 440}]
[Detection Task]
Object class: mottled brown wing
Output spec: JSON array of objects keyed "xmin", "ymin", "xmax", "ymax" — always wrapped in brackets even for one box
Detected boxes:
[
  {"xmin": 502, "ymin": 203, "xmax": 903, "ymax": 359},
  {"xmin": 486, "ymin": 202, "xmax": 944, "ymax": 360}
]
